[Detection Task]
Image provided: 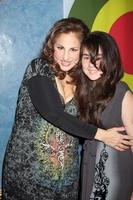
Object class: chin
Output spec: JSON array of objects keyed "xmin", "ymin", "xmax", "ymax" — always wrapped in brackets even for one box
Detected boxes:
[
  {"xmin": 89, "ymin": 78, "xmax": 98, "ymax": 81},
  {"xmin": 60, "ymin": 68, "xmax": 69, "ymax": 72},
  {"xmin": 60, "ymin": 67, "xmax": 72, "ymax": 72},
  {"xmin": 87, "ymin": 75, "xmax": 99, "ymax": 81}
]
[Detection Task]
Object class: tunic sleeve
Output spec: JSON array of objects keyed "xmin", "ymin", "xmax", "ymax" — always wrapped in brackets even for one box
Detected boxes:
[{"xmin": 27, "ymin": 75, "xmax": 97, "ymax": 139}]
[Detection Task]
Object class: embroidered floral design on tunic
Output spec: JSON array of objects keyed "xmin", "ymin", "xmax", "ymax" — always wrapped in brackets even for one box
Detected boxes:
[
  {"xmin": 34, "ymin": 99, "xmax": 79, "ymax": 190},
  {"xmin": 90, "ymin": 144, "xmax": 110, "ymax": 200}
]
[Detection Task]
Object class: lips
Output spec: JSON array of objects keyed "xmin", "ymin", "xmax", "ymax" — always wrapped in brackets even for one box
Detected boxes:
[
  {"xmin": 60, "ymin": 61, "xmax": 71, "ymax": 67},
  {"xmin": 88, "ymin": 69, "xmax": 97, "ymax": 74}
]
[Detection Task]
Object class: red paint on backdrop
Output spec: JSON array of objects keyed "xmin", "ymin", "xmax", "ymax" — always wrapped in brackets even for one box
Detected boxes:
[{"xmin": 109, "ymin": 11, "xmax": 133, "ymax": 74}]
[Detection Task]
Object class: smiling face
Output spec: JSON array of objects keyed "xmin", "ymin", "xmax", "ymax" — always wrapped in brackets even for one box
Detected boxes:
[
  {"xmin": 53, "ymin": 32, "xmax": 81, "ymax": 72},
  {"xmin": 82, "ymin": 47, "xmax": 103, "ymax": 80}
]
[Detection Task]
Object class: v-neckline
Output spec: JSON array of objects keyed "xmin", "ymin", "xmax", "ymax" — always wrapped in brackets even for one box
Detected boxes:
[{"xmin": 54, "ymin": 76, "xmax": 75, "ymax": 105}]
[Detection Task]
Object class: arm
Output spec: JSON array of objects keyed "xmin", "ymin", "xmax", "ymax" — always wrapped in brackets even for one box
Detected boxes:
[
  {"xmin": 27, "ymin": 75, "xmax": 97, "ymax": 139},
  {"xmin": 122, "ymin": 90, "xmax": 133, "ymax": 152},
  {"xmin": 131, "ymin": 192, "xmax": 133, "ymax": 200},
  {"xmin": 27, "ymin": 75, "xmax": 133, "ymax": 150}
]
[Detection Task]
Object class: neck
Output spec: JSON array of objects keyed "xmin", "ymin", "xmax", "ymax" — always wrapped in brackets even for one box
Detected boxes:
[{"xmin": 55, "ymin": 75, "xmax": 75, "ymax": 103}]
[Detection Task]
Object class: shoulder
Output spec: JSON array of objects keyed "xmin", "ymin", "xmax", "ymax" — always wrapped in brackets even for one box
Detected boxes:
[
  {"xmin": 116, "ymin": 81, "xmax": 130, "ymax": 91},
  {"xmin": 115, "ymin": 81, "xmax": 131, "ymax": 98},
  {"xmin": 109, "ymin": 81, "xmax": 131, "ymax": 106},
  {"xmin": 24, "ymin": 58, "xmax": 55, "ymax": 80},
  {"xmin": 122, "ymin": 85, "xmax": 133, "ymax": 103},
  {"xmin": 27, "ymin": 58, "xmax": 51, "ymax": 76}
]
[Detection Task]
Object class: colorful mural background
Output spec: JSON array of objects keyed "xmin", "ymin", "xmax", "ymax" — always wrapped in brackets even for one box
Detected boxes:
[{"xmin": 69, "ymin": 0, "xmax": 133, "ymax": 90}]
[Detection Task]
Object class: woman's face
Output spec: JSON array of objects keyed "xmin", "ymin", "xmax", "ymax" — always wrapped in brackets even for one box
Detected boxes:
[
  {"xmin": 53, "ymin": 32, "xmax": 81, "ymax": 72},
  {"xmin": 82, "ymin": 47, "xmax": 103, "ymax": 80}
]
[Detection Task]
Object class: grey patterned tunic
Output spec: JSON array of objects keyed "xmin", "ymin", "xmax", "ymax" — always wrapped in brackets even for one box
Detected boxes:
[{"xmin": 81, "ymin": 81, "xmax": 133, "ymax": 200}]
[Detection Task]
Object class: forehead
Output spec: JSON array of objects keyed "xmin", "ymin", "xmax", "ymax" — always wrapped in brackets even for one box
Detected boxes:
[
  {"xmin": 83, "ymin": 46, "xmax": 102, "ymax": 54},
  {"xmin": 55, "ymin": 32, "xmax": 81, "ymax": 46},
  {"xmin": 82, "ymin": 47, "xmax": 89, "ymax": 54}
]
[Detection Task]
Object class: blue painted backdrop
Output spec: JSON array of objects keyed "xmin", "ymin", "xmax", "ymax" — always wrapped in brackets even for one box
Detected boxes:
[{"xmin": 0, "ymin": 0, "xmax": 63, "ymax": 186}]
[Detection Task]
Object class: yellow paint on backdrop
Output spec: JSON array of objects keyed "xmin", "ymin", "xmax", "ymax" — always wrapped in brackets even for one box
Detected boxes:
[
  {"xmin": 91, "ymin": 0, "xmax": 133, "ymax": 90},
  {"xmin": 92, "ymin": 0, "xmax": 133, "ymax": 32}
]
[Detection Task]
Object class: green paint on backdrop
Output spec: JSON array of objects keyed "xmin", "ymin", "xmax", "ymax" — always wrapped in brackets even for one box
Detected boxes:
[{"xmin": 69, "ymin": 0, "xmax": 108, "ymax": 30}]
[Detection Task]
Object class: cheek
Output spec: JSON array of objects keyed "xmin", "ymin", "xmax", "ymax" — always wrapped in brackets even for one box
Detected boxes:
[
  {"xmin": 98, "ymin": 70, "xmax": 103, "ymax": 76},
  {"xmin": 94, "ymin": 70, "xmax": 103, "ymax": 79},
  {"xmin": 82, "ymin": 65, "xmax": 88, "ymax": 75},
  {"xmin": 54, "ymin": 50, "xmax": 60, "ymax": 60},
  {"xmin": 73, "ymin": 52, "xmax": 80, "ymax": 62},
  {"xmin": 82, "ymin": 60, "xmax": 89, "ymax": 69}
]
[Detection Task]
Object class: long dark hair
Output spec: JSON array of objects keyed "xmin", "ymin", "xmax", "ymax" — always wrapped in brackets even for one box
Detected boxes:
[
  {"xmin": 75, "ymin": 31, "xmax": 124, "ymax": 126},
  {"xmin": 40, "ymin": 17, "xmax": 89, "ymax": 80}
]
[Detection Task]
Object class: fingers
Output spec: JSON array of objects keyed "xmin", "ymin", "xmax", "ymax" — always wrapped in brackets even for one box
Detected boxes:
[
  {"xmin": 112, "ymin": 127, "xmax": 125, "ymax": 132},
  {"xmin": 122, "ymin": 139, "xmax": 133, "ymax": 146},
  {"xmin": 101, "ymin": 128, "xmax": 133, "ymax": 151},
  {"xmin": 115, "ymin": 146, "xmax": 126, "ymax": 151},
  {"xmin": 121, "ymin": 135, "xmax": 133, "ymax": 146},
  {"xmin": 123, "ymin": 134, "xmax": 133, "ymax": 140},
  {"xmin": 106, "ymin": 132, "xmax": 132, "ymax": 151},
  {"xmin": 116, "ymin": 143, "xmax": 130, "ymax": 151},
  {"xmin": 113, "ymin": 128, "xmax": 133, "ymax": 146},
  {"xmin": 116, "ymin": 135, "xmax": 133, "ymax": 151}
]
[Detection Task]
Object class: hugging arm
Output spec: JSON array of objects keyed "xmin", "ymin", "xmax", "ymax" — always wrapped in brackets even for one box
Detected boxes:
[
  {"xmin": 27, "ymin": 75, "xmax": 133, "ymax": 150},
  {"xmin": 27, "ymin": 75, "xmax": 97, "ymax": 140}
]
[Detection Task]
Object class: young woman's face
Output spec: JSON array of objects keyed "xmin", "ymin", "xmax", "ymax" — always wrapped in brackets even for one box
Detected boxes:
[
  {"xmin": 82, "ymin": 47, "xmax": 103, "ymax": 80},
  {"xmin": 54, "ymin": 32, "xmax": 81, "ymax": 72}
]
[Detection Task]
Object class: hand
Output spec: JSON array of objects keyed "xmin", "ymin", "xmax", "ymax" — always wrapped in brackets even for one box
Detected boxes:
[{"xmin": 95, "ymin": 127, "xmax": 133, "ymax": 151}]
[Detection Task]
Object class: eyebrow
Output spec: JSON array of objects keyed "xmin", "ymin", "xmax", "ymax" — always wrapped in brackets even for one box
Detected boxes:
[
  {"xmin": 55, "ymin": 43, "xmax": 80, "ymax": 49},
  {"xmin": 82, "ymin": 53, "xmax": 103, "ymax": 57},
  {"xmin": 82, "ymin": 53, "xmax": 90, "ymax": 56},
  {"xmin": 97, "ymin": 53, "xmax": 103, "ymax": 56}
]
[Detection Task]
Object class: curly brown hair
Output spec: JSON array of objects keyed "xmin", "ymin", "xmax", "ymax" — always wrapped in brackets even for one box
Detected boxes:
[{"xmin": 40, "ymin": 17, "xmax": 89, "ymax": 80}]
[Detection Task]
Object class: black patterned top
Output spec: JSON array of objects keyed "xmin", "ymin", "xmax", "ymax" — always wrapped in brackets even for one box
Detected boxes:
[{"xmin": 2, "ymin": 58, "xmax": 97, "ymax": 200}]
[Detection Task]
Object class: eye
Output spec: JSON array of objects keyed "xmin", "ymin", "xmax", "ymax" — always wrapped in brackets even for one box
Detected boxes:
[
  {"xmin": 96, "ymin": 57, "xmax": 102, "ymax": 61},
  {"xmin": 57, "ymin": 46, "xmax": 64, "ymax": 50},
  {"xmin": 71, "ymin": 48, "xmax": 79, "ymax": 52},
  {"xmin": 95, "ymin": 56, "xmax": 102, "ymax": 65},
  {"xmin": 82, "ymin": 55, "xmax": 90, "ymax": 60}
]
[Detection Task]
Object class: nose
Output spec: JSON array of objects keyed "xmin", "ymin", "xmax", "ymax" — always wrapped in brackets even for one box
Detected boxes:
[
  {"xmin": 63, "ymin": 50, "xmax": 69, "ymax": 61},
  {"xmin": 89, "ymin": 61, "xmax": 95, "ymax": 68}
]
